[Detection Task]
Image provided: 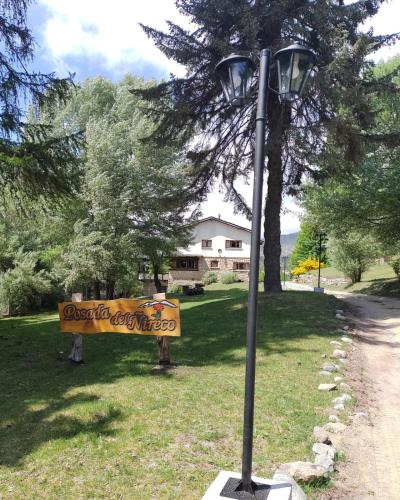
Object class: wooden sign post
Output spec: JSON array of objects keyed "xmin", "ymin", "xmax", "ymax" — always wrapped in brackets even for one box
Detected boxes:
[
  {"xmin": 68, "ymin": 292, "xmax": 83, "ymax": 364},
  {"xmin": 153, "ymin": 293, "xmax": 172, "ymax": 366}
]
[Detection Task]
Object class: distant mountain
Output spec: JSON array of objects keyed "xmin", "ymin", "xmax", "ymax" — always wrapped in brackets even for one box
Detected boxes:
[
  {"xmin": 260, "ymin": 232, "xmax": 298, "ymax": 267},
  {"xmin": 281, "ymin": 232, "xmax": 298, "ymax": 257}
]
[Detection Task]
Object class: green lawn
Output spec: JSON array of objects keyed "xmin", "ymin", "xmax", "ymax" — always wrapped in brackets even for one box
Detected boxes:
[
  {"xmin": 0, "ymin": 284, "xmax": 342, "ymax": 499},
  {"xmin": 307, "ymin": 263, "xmax": 400, "ymax": 297}
]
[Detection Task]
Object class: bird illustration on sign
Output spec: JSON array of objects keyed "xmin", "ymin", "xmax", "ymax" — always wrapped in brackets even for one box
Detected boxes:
[{"xmin": 139, "ymin": 300, "xmax": 177, "ymax": 319}]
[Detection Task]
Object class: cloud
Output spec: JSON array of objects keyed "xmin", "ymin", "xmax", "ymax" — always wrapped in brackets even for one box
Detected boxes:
[{"xmin": 37, "ymin": 0, "xmax": 189, "ymax": 78}]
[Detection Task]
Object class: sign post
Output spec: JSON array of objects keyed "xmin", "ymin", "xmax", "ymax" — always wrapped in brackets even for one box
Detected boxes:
[{"xmin": 68, "ymin": 292, "xmax": 83, "ymax": 364}]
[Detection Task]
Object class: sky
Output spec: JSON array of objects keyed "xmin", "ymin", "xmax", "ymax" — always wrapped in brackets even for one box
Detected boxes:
[{"xmin": 27, "ymin": 0, "xmax": 400, "ymax": 233}]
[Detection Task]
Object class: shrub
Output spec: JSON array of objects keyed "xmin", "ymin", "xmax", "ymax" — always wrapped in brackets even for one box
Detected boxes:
[
  {"xmin": 168, "ymin": 283, "xmax": 182, "ymax": 294},
  {"xmin": 220, "ymin": 271, "xmax": 238, "ymax": 284},
  {"xmin": 203, "ymin": 271, "xmax": 218, "ymax": 285},
  {"xmin": 291, "ymin": 257, "xmax": 325, "ymax": 277},
  {"xmin": 0, "ymin": 249, "xmax": 53, "ymax": 315},
  {"xmin": 390, "ymin": 256, "xmax": 400, "ymax": 279},
  {"xmin": 259, "ymin": 270, "xmax": 265, "ymax": 282}
]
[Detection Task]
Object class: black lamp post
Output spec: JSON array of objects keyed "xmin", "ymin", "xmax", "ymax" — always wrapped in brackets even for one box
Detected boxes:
[
  {"xmin": 214, "ymin": 44, "xmax": 315, "ymax": 498},
  {"xmin": 316, "ymin": 232, "xmax": 326, "ymax": 290}
]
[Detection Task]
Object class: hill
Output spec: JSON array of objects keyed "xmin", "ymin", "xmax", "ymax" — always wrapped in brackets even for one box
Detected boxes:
[{"xmin": 281, "ymin": 232, "xmax": 298, "ymax": 257}]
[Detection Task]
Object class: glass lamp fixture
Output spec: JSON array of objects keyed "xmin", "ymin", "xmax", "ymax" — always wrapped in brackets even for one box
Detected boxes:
[
  {"xmin": 215, "ymin": 54, "xmax": 256, "ymax": 106},
  {"xmin": 274, "ymin": 43, "xmax": 315, "ymax": 102}
]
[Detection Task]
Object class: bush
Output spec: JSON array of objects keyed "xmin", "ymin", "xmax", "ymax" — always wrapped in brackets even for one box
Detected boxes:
[
  {"xmin": 390, "ymin": 256, "xmax": 400, "ymax": 279},
  {"xmin": 168, "ymin": 283, "xmax": 182, "ymax": 294},
  {"xmin": 259, "ymin": 270, "xmax": 265, "ymax": 282},
  {"xmin": 203, "ymin": 271, "xmax": 218, "ymax": 285},
  {"xmin": 0, "ymin": 249, "xmax": 53, "ymax": 315},
  {"xmin": 291, "ymin": 257, "xmax": 325, "ymax": 277},
  {"xmin": 220, "ymin": 271, "xmax": 238, "ymax": 284}
]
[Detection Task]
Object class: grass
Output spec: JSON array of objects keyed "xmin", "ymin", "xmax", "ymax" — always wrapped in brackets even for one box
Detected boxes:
[
  {"xmin": 0, "ymin": 283, "xmax": 342, "ymax": 499},
  {"xmin": 307, "ymin": 263, "xmax": 400, "ymax": 297}
]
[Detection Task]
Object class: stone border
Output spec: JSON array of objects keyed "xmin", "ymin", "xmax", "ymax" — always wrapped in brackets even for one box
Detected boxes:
[{"xmin": 274, "ymin": 308, "xmax": 356, "ymax": 492}]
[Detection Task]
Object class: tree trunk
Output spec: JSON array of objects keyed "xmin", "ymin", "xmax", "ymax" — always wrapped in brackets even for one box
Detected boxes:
[
  {"xmin": 153, "ymin": 262, "xmax": 163, "ymax": 293},
  {"xmin": 93, "ymin": 281, "xmax": 101, "ymax": 300},
  {"xmin": 264, "ymin": 98, "xmax": 284, "ymax": 293},
  {"xmin": 106, "ymin": 280, "xmax": 115, "ymax": 300}
]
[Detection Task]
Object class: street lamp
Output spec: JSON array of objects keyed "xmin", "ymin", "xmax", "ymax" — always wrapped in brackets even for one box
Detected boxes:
[
  {"xmin": 208, "ymin": 44, "xmax": 315, "ymax": 499},
  {"xmin": 314, "ymin": 232, "xmax": 326, "ymax": 293}
]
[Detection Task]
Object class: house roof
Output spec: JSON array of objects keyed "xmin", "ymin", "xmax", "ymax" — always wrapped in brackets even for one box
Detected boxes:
[{"xmin": 195, "ymin": 216, "xmax": 252, "ymax": 233}]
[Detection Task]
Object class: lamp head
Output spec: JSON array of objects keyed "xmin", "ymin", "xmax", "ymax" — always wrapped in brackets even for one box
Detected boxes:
[
  {"xmin": 215, "ymin": 54, "xmax": 256, "ymax": 106},
  {"xmin": 274, "ymin": 43, "xmax": 315, "ymax": 102}
]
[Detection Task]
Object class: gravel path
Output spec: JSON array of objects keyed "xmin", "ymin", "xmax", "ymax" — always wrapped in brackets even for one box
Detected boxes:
[
  {"xmin": 326, "ymin": 291, "xmax": 400, "ymax": 499},
  {"xmin": 286, "ymin": 283, "xmax": 400, "ymax": 499}
]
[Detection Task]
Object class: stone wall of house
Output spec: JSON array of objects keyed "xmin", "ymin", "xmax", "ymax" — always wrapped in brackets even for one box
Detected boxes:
[{"xmin": 169, "ymin": 257, "xmax": 250, "ymax": 283}]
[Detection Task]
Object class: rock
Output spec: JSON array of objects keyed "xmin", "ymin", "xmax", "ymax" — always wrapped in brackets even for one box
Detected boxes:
[
  {"xmin": 334, "ymin": 403, "xmax": 345, "ymax": 412},
  {"xmin": 339, "ymin": 358, "xmax": 348, "ymax": 365},
  {"xmin": 329, "ymin": 415, "xmax": 340, "ymax": 423},
  {"xmin": 331, "ymin": 349, "xmax": 347, "ymax": 359},
  {"xmin": 339, "ymin": 382, "xmax": 351, "ymax": 391},
  {"xmin": 319, "ymin": 370, "xmax": 332, "ymax": 376},
  {"xmin": 341, "ymin": 393, "xmax": 352, "ymax": 402},
  {"xmin": 334, "ymin": 376, "xmax": 343, "ymax": 382},
  {"xmin": 341, "ymin": 336, "xmax": 353, "ymax": 343},
  {"xmin": 313, "ymin": 426, "xmax": 332, "ymax": 444},
  {"xmin": 342, "ymin": 325, "xmax": 350, "ymax": 331},
  {"xmin": 276, "ymin": 462, "xmax": 328, "ymax": 482},
  {"xmin": 321, "ymin": 354, "xmax": 327, "ymax": 358},
  {"xmin": 314, "ymin": 454, "xmax": 335, "ymax": 472},
  {"xmin": 332, "ymin": 394, "xmax": 351, "ymax": 405},
  {"xmin": 330, "ymin": 341, "xmax": 342, "ymax": 347},
  {"xmin": 318, "ymin": 383, "xmax": 337, "ymax": 392},
  {"xmin": 336, "ymin": 313, "xmax": 346, "ymax": 320},
  {"xmin": 335, "ymin": 309, "xmax": 344, "ymax": 315},
  {"xmin": 272, "ymin": 471, "xmax": 307, "ymax": 500},
  {"xmin": 355, "ymin": 411, "xmax": 368, "ymax": 418},
  {"xmin": 312, "ymin": 442, "xmax": 336, "ymax": 460},
  {"xmin": 324, "ymin": 422, "xmax": 347, "ymax": 433},
  {"xmin": 323, "ymin": 363, "xmax": 339, "ymax": 373}
]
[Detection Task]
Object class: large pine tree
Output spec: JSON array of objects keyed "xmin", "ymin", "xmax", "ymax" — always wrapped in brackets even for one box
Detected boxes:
[
  {"xmin": 136, "ymin": 0, "xmax": 399, "ymax": 291},
  {"xmin": 0, "ymin": 0, "xmax": 79, "ymax": 200}
]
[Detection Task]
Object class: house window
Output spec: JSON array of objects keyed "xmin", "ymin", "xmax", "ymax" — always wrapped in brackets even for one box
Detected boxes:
[
  {"xmin": 226, "ymin": 240, "xmax": 242, "ymax": 249},
  {"xmin": 233, "ymin": 262, "xmax": 249, "ymax": 270},
  {"xmin": 172, "ymin": 257, "xmax": 199, "ymax": 271},
  {"xmin": 210, "ymin": 260, "xmax": 219, "ymax": 269},
  {"xmin": 202, "ymin": 239, "xmax": 212, "ymax": 248}
]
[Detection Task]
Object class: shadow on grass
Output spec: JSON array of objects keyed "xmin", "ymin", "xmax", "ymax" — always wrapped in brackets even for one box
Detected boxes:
[
  {"xmin": 0, "ymin": 288, "xmax": 339, "ymax": 466},
  {"xmin": 354, "ymin": 278, "xmax": 400, "ymax": 298}
]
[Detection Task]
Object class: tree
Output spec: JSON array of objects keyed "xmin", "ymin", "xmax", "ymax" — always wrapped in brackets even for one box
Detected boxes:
[
  {"xmin": 135, "ymin": 0, "xmax": 398, "ymax": 292},
  {"xmin": 302, "ymin": 55, "xmax": 400, "ymax": 248},
  {"xmin": 51, "ymin": 76, "xmax": 196, "ymax": 297},
  {"xmin": 0, "ymin": 0, "xmax": 80, "ymax": 199},
  {"xmin": 290, "ymin": 221, "xmax": 327, "ymax": 267},
  {"xmin": 329, "ymin": 232, "xmax": 378, "ymax": 283}
]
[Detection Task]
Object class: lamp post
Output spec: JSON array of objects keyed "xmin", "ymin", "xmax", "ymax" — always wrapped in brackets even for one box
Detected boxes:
[
  {"xmin": 208, "ymin": 44, "xmax": 315, "ymax": 499},
  {"xmin": 315, "ymin": 232, "xmax": 326, "ymax": 293},
  {"xmin": 282, "ymin": 256, "xmax": 289, "ymax": 287}
]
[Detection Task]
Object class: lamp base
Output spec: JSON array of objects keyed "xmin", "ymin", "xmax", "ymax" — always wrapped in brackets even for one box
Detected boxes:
[{"xmin": 202, "ymin": 471, "xmax": 291, "ymax": 500}]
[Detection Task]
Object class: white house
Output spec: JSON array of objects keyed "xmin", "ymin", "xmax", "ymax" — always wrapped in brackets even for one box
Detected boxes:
[{"xmin": 169, "ymin": 216, "xmax": 252, "ymax": 282}]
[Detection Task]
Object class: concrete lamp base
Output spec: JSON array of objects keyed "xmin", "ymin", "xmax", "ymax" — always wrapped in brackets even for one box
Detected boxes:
[
  {"xmin": 202, "ymin": 471, "xmax": 292, "ymax": 500},
  {"xmin": 314, "ymin": 287, "xmax": 325, "ymax": 294}
]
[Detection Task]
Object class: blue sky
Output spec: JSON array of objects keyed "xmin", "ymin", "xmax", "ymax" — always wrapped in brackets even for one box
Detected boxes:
[{"xmin": 26, "ymin": 0, "xmax": 400, "ymax": 233}]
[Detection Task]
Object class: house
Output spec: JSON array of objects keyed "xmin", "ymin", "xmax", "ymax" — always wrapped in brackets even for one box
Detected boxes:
[{"xmin": 169, "ymin": 216, "xmax": 252, "ymax": 283}]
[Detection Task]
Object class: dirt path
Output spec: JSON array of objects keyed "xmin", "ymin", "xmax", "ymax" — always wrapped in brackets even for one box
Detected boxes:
[{"xmin": 321, "ymin": 291, "xmax": 400, "ymax": 499}]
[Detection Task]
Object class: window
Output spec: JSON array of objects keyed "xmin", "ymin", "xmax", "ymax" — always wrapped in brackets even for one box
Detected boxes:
[
  {"xmin": 210, "ymin": 260, "xmax": 219, "ymax": 269},
  {"xmin": 202, "ymin": 239, "xmax": 212, "ymax": 248},
  {"xmin": 233, "ymin": 262, "xmax": 249, "ymax": 270},
  {"xmin": 226, "ymin": 240, "xmax": 242, "ymax": 249},
  {"xmin": 172, "ymin": 257, "xmax": 199, "ymax": 271}
]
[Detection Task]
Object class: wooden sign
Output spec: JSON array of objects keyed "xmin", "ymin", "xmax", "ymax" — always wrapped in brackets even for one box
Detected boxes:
[{"xmin": 58, "ymin": 298, "xmax": 180, "ymax": 337}]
